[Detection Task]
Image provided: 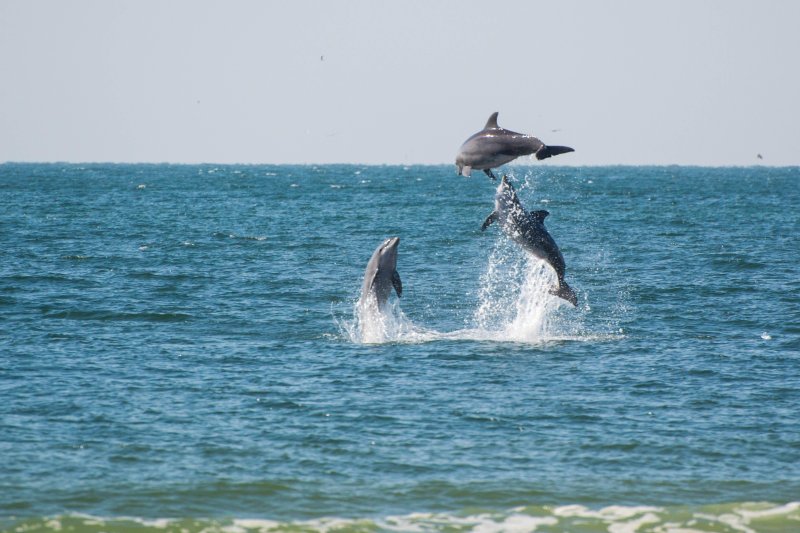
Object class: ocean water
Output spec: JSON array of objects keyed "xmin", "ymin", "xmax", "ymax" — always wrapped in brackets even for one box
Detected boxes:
[{"xmin": 1, "ymin": 163, "xmax": 799, "ymax": 532}]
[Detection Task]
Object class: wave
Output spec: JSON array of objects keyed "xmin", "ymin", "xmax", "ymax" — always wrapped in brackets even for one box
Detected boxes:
[
  {"xmin": 5, "ymin": 501, "xmax": 798, "ymax": 532},
  {"xmin": 212, "ymin": 231, "xmax": 267, "ymax": 241},
  {"xmin": 41, "ymin": 308, "xmax": 193, "ymax": 322}
]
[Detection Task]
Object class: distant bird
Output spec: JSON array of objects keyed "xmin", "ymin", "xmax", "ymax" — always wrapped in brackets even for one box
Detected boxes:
[
  {"xmin": 320, "ymin": 55, "xmax": 324, "ymax": 61},
  {"xmin": 757, "ymin": 153, "xmax": 763, "ymax": 160},
  {"xmin": 455, "ymin": 112, "xmax": 574, "ymax": 180}
]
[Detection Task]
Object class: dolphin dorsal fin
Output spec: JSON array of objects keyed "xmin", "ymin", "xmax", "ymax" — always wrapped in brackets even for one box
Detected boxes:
[{"xmin": 484, "ymin": 112, "xmax": 499, "ymax": 129}]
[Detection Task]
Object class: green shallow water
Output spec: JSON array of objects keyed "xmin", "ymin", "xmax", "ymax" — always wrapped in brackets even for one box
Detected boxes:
[
  {"xmin": 4, "ymin": 502, "xmax": 800, "ymax": 532},
  {"xmin": 1, "ymin": 163, "xmax": 799, "ymax": 531}
]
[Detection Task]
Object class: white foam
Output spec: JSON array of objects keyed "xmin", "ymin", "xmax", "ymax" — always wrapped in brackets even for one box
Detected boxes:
[
  {"xmin": 342, "ymin": 296, "xmax": 436, "ymax": 345},
  {"xmin": 554, "ymin": 504, "xmax": 663, "ymax": 520},
  {"xmin": 43, "ymin": 519, "xmax": 62, "ymax": 531},
  {"xmin": 692, "ymin": 501, "xmax": 800, "ymax": 533},
  {"xmin": 608, "ymin": 512, "xmax": 662, "ymax": 533},
  {"xmin": 229, "ymin": 518, "xmax": 280, "ymax": 532},
  {"xmin": 378, "ymin": 511, "xmax": 557, "ymax": 532},
  {"xmin": 695, "ymin": 512, "xmax": 754, "ymax": 533},
  {"xmin": 22, "ymin": 503, "xmax": 800, "ymax": 533},
  {"xmin": 736, "ymin": 500, "xmax": 800, "ymax": 519}
]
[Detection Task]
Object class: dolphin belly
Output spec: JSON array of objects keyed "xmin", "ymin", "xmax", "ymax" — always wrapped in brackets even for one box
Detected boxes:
[
  {"xmin": 458, "ymin": 135, "xmax": 533, "ymax": 169},
  {"xmin": 467, "ymin": 153, "xmax": 519, "ymax": 170}
]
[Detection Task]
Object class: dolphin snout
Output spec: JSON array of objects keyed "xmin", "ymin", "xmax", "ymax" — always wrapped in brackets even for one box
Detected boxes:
[{"xmin": 381, "ymin": 236, "xmax": 400, "ymax": 252}]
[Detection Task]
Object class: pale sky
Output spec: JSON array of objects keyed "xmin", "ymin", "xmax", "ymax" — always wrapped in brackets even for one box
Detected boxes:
[{"xmin": 1, "ymin": 0, "xmax": 799, "ymax": 166}]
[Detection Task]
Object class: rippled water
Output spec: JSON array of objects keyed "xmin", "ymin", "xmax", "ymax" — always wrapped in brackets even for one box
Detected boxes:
[{"xmin": 2, "ymin": 163, "xmax": 799, "ymax": 532}]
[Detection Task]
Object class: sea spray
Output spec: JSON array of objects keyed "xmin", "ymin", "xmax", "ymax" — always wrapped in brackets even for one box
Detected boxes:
[
  {"xmin": 473, "ymin": 237, "xmax": 563, "ymax": 342},
  {"xmin": 343, "ymin": 295, "xmax": 432, "ymax": 344},
  {"xmin": 505, "ymin": 258, "xmax": 561, "ymax": 341},
  {"xmin": 341, "ymin": 239, "xmax": 581, "ymax": 345}
]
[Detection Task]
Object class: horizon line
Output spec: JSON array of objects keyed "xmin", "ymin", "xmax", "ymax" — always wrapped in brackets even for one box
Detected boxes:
[{"xmin": 1, "ymin": 161, "xmax": 793, "ymax": 169}]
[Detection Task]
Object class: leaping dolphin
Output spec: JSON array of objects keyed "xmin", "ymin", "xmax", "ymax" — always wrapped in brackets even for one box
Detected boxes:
[
  {"xmin": 482, "ymin": 176, "xmax": 577, "ymax": 306},
  {"xmin": 359, "ymin": 237, "xmax": 402, "ymax": 310},
  {"xmin": 456, "ymin": 112, "xmax": 574, "ymax": 180}
]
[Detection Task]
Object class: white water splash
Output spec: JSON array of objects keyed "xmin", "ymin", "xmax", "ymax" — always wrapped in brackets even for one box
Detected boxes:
[
  {"xmin": 340, "ymin": 241, "xmax": 597, "ymax": 345},
  {"xmin": 472, "ymin": 238, "xmax": 565, "ymax": 343},
  {"xmin": 341, "ymin": 295, "xmax": 436, "ymax": 344}
]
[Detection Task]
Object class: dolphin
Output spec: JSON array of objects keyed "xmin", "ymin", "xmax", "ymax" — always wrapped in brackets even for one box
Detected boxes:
[
  {"xmin": 455, "ymin": 112, "xmax": 574, "ymax": 180},
  {"xmin": 359, "ymin": 237, "xmax": 402, "ymax": 309},
  {"xmin": 481, "ymin": 176, "xmax": 577, "ymax": 306}
]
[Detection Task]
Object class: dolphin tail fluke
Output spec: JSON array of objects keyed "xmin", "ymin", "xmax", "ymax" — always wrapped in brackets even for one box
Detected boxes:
[
  {"xmin": 550, "ymin": 281, "xmax": 578, "ymax": 306},
  {"xmin": 535, "ymin": 145, "xmax": 575, "ymax": 161}
]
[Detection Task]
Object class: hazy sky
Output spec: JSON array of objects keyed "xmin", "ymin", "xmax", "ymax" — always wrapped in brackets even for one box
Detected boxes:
[{"xmin": 2, "ymin": 1, "xmax": 799, "ymax": 165}]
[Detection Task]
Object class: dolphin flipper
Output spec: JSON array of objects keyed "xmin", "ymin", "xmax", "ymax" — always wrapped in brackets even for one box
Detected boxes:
[
  {"xmin": 483, "ymin": 168, "xmax": 498, "ymax": 180},
  {"xmin": 392, "ymin": 270, "xmax": 402, "ymax": 297},
  {"xmin": 530, "ymin": 210, "xmax": 549, "ymax": 222},
  {"xmin": 535, "ymin": 145, "xmax": 575, "ymax": 161},
  {"xmin": 481, "ymin": 211, "xmax": 498, "ymax": 231}
]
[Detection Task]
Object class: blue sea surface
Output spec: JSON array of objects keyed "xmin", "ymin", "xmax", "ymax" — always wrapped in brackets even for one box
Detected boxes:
[{"xmin": 1, "ymin": 163, "xmax": 799, "ymax": 532}]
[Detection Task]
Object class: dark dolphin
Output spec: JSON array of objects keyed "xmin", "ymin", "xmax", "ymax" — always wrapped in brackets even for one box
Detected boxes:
[
  {"xmin": 359, "ymin": 237, "xmax": 402, "ymax": 309},
  {"xmin": 481, "ymin": 176, "xmax": 577, "ymax": 306},
  {"xmin": 456, "ymin": 112, "xmax": 574, "ymax": 180}
]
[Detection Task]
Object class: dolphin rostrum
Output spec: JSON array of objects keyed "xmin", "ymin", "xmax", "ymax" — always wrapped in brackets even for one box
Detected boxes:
[
  {"xmin": 359, "ymin": 237, "xmax": 402, "ymax": 309},
  {"xmin": 482, "ymin": 176, "xmax": 577, "ymax": 306},
  {"xmin": 456, "ymin": 112, "xmax": 574, "ymax": 180}
]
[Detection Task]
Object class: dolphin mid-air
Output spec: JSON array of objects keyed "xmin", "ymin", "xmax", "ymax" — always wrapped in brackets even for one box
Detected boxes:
[
  {"xmin": 482, "ymin": 176, "xmax": 577, "ymax": 306},
  {"xmin": 359, "ymin": 237, "xmax": 402, "ymax": 310},
  {"xmin": 456, "ymin": 112, "xmax": 574, "ymax": 180}
]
